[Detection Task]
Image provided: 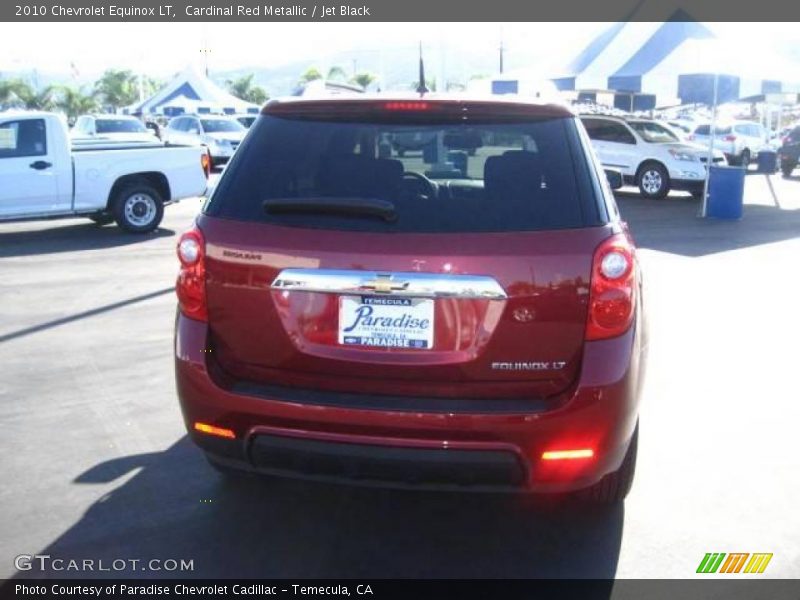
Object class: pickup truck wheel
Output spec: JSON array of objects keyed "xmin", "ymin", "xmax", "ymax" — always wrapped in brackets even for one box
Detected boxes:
[
  {"xmin": 88, "ymin": 213, "xmax": 114, "ymax": 226},
  {"xmin": 782, "ymin": 161, "xmax": 796, "ymax": 178},
  {"xmin": 637, "ymin": 162, "xmax": 670, "ymax": 199},
  {"xmin": 112, "ymin": 184, "xmax": 164, "ymax": 233}
]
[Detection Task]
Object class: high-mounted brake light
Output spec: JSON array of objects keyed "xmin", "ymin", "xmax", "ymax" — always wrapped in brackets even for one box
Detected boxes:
[
  {"xmin": 384, "ymin": 101, "xmax": 430, "ymax": 111},
  {"xmin": 586, "ymin": 233, "xmax": 636, "ymax": 341},
  {"xmin": 194, "ymin": 422, "xmax": 235, "ymax": 439},
  {"xmin": 176, "ymin": 227, "xmax": 207, "ymax": 322}
]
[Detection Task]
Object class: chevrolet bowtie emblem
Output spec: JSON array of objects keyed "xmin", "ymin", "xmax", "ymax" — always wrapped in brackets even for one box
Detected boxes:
[{"xmin": 360, "ymin": 274, "xmax": 410, "ymax": 294}]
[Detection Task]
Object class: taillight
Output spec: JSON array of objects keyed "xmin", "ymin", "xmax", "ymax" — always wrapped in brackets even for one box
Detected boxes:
[
  {"xmin": 176, "ymin": 226, "xmax": 207, "ymax": 322},
  {"xmin": 586, "ymin": 233, "xmax": 636, "ymax": 341},
  {"xmin": 200, "ymin": 150, "xmax": 210, "ymax": 178},
  {"xmin": 723, "ymin": 134, "xmax": 737, "ymax": 142}
]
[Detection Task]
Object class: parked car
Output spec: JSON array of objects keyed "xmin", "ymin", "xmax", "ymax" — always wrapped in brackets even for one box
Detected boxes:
[
  {"xmin": 778, "ymin": 125, "xmax": 800, "ymax": 177},
  {"xmin": 665, "ymin": 120, "xmax": 695, "ymax": 140},
  {"xmin": 163, "ymin": 114, "xmax": 246, "ymax": 167},
  {"xmin": 581, "ymin": 115, "xmax": 726, "ymax": 199},
  {"xmin": 175, "ymin": 96, "xmax": 647, "ymax": 503},
  {"xmin": 689, "ymin": 120, "xmax": 769, "ymax": 168},
  {"xmin": 0, "ymin": 112, "xmax": 209, "ymax": 232},
  {"xmin": 390, "ymin": 130, "xmax": 438, "ymax": 156},
  {"xmin": 71, "ymin": 114, "xmax": 158, "ymax": 144},
  {"xmin": 234, "ymin": 114, "xmax": 257, "ymax": 128}
]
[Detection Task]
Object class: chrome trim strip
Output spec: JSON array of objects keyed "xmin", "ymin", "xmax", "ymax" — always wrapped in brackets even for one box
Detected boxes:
[{"xmin": 271, "ymin": 269, "xmax": 507, "ymax": 300}]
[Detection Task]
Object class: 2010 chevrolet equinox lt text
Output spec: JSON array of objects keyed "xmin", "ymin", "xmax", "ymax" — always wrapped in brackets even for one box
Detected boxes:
[{"xmin": 174, "ymin": 95, "xmax": 647, "ymax": 503}]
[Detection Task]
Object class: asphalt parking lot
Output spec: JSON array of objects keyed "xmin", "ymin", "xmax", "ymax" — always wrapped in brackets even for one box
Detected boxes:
[{"xmin": 1, "ymin": 172, "xmax": 799, "ymax": 580}]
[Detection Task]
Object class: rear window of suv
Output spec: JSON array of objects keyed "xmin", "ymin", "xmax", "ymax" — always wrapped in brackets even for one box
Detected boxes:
[{"xmin": 205, "ymin": 109, "xmax": 599, "ymax": 233}]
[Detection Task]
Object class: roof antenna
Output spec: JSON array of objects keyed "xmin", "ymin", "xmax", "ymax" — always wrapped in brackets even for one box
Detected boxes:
[{"xmin": 416, "ymin": 41, "xmax": 429, "ymax": 96}]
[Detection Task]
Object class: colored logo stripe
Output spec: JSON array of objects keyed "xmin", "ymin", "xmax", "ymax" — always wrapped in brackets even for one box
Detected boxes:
[
  {"xmin": 719, "ymin": 553, "xmax": 749, "ymax": 573},
  {"xmin": 744, "ymin": 553, "xmax": 773, "ymax": 574},
  {"xmin": 697, "ymin": 552, "xmax": 773, "ymax": 574},
  {"xmin": 697, "ymin": 553, "xmax": 726, "ymax": 573}
]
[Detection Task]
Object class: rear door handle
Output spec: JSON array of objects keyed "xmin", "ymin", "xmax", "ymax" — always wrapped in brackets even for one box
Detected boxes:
[{"xmin": 29, "ymin": 161, "xmax": 52, "ymax": 170}]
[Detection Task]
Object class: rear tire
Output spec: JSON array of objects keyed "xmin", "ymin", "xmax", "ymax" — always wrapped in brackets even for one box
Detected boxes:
[
  {"xmin": 580, "ymin": 423, "xmax": 638, "ymax": 504},
  {"xmin": 112, "ymin": 183, "xmax": 164, "ymax": 234},
  {"xmin": 637, "ymin": 163, "xmax": 670, "ymax": 199},
  {"xmin": 782, "ymin": 162, "xmax": 796, "ymax": 178},
  {"xmin": 739, "ymin": 149, "xmax": 751, "ymax": 169}
]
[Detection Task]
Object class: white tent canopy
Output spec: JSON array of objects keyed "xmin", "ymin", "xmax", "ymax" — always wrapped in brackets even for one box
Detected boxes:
[
  {"xmin": 128, "ymin": 66, "xmax": 259, "ymax": 115},
  {"xmin": 553, "ymin": 18, "xmax": 800, "ymax": 107}
]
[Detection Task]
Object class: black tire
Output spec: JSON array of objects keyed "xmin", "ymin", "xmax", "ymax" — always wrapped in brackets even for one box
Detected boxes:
[
  {"xmin": 739, "ymin": 149, "xmax": 751, "ymax": 169},
  {"xmin": 580, "ymin": 423, "xmax": 638, "ymax": 504},
  {"xmin": 111, "ymin": 183, "xmax": 164, "ymax": 234},
  {"xmin": 637, "ymin": 162, "xmax": 670, "ymax": 199},
  {"xmin": 88, "ymin": 213, "xmax": 114, "ymax": 226},
  {"xmin": 782, "ymin": 162, "xmax": 796, "ymax": 178}
]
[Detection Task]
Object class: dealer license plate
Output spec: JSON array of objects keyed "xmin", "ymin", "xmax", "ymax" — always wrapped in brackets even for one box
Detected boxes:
[{"xmin": 338, "ymin": 295, "xmax": 434, "ymax": 349}]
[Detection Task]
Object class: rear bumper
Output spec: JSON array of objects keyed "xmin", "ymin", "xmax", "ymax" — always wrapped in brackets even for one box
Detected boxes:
[{"xmin": 175, "ymin": 312, "xmax": 645, "ymax": 493}]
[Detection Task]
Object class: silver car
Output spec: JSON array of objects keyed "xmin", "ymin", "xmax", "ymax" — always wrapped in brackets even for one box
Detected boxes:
[{"xmin": 163, "ymin": 115, "xmax": 246, "ymax": 167}]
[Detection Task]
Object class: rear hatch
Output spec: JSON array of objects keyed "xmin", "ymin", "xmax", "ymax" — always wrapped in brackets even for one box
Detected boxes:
[{"xmin": 200, "ymin": 99, "xmax": 610, "ymax": 400}]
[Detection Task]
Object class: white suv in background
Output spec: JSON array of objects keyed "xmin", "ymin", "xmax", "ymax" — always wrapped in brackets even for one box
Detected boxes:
[
  {"xmin": 581, "ymin": 115, "xmax": 726, "ymax": 199},
  {"xmin": 163, "ymin": 114, "xmax": 247, "ymax": 167},
  {"xmin": 689, "ymin": 121, "xmax": 769, "ymax": 168},
  {"xmin": 71, "ymin": 114, "xmax": 158, "ymax": 143}
]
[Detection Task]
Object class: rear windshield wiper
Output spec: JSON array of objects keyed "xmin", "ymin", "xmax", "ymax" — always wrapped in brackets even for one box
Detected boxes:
[{"xmin": 263, "ymin": 197, "xmax": 397, "ymax": 223}]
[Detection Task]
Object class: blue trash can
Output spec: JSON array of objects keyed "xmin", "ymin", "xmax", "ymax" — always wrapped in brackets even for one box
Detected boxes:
[
  {"xmin": 706, "ymin": 165, "xmax": 745, "ymax": 219},
  {"xmin": 757, "ymin": 150, "xmax": 778, "ymax": 173}
]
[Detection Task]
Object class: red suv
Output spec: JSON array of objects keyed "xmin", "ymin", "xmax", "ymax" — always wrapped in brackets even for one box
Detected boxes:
[{"xmin": 175, "ymin": 96, "xmax": 647, "ymax": 503}]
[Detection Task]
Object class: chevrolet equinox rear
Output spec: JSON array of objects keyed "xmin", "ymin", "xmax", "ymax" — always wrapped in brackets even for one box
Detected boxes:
[{"xmin": 175, "ymin": 96, "xmax": 647, "ymax": 503}]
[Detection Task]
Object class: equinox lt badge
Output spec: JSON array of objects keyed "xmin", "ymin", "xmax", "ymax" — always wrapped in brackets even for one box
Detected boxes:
[{"xmin": 492, "ymin": 361, "xmax": 567, "ymax": 371}]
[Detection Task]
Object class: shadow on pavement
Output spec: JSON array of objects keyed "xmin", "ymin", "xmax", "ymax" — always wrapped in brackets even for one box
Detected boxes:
[
  {"xmin": 0, "ymin": 287, "xmax": 173, "ymax": 343},
  {"xmin": 616, "ymin": 192, "xmax": 800, "ymax": 257},
  {"xmin": 0, "ymin": 222, "xmax": 174, "ymax": 258},
  {"xmin": 17, "ymin": 437, "xmax": 624, "ymax": 582}
]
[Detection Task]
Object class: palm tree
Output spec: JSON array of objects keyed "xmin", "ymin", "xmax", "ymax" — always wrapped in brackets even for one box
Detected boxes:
[
  {"xmin": 226, "ymin": 74, "xmax": 268, "ymax": 105},
  {"xmin": 9, "ymin": 81, "xmax": 56, "ymax": 110},
  {"xmin": 299, "ymin": 67, "xmax": 323, "ymax": 85},
  {"xmin": 54, "ymin": 86, "xmax": 98, "ymax": 122},
  {"xmin": 350, "ymin": 72, "xmax": 377, "ymax": 90},
  {"xmin": 326, "ymin": 66, "xmax": 348, "ymax": 82},
  {"xmin": 0, "ymin": 79, "xmax": 24, "ymax": 107},
  {"xmin": 93, "ymin": 69, "xmax": 139, "ymax": 110}
]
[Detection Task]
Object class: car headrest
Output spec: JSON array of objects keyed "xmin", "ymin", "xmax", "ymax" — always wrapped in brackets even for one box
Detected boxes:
[{"xmin": 484, "ymin": 151, "xmax": 542, "ymax": 198}]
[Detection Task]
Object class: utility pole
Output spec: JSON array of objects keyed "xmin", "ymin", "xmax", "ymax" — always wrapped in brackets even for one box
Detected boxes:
[
  {"xmin": 200, "ymin": 39, "xmax": 211, "ymax": 77},
  {"xmin": 499, "ymin": 39, "xmax": 505, "ymax": 74}
]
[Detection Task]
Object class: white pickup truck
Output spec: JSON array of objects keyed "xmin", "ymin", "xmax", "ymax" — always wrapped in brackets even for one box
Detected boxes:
[{"xmin": 0, "ymin": 112, "xmax": 208, "ymax": 233}]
